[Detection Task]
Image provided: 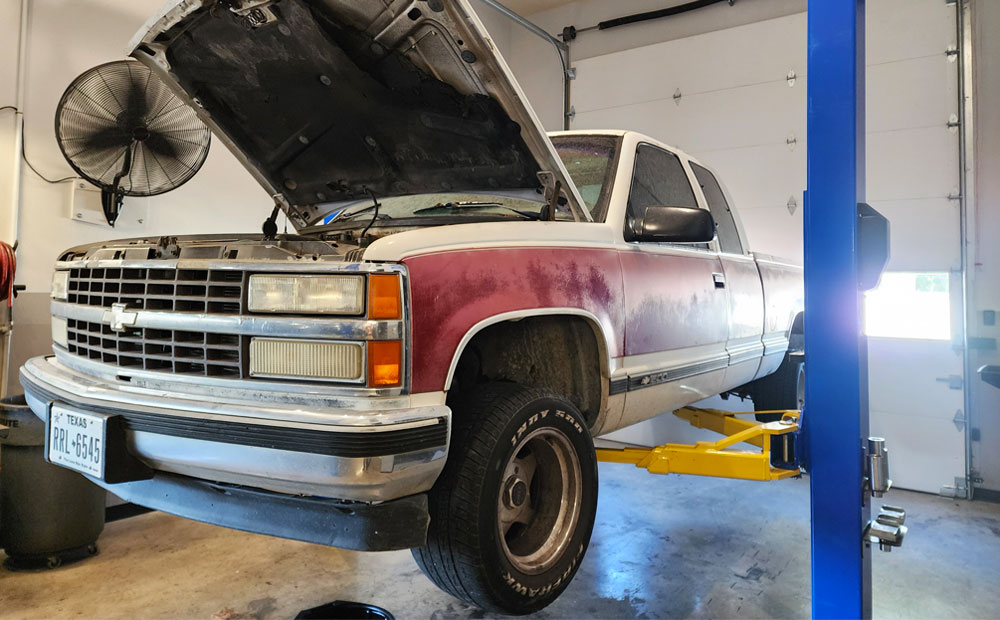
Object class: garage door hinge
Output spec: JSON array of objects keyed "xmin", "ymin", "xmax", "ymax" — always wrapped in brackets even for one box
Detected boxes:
[
  {"xmin": 936, "ymin": 375, "xmax": 963, "ymax": 390},
  {"xmin": 952, "ymin": 409, "xmax": 966, "ymax": 431},
  {"xmin": 940, "ymin": 476, "xmax": 968, "ymax": 498}
]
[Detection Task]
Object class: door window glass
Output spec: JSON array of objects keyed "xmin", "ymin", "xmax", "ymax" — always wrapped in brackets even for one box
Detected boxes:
[
  {"xmin": 626, "ymin": 144, "xmax": 699, "ymax": 243},
  {"xmin": 691, "ymin": 163, "xmax": 744, "ymax": 255}
]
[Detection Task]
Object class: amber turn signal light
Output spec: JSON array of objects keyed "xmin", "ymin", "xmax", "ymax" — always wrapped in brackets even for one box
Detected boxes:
[
  {"xmin": 368, "ymin": 274, "xmax": 402, "ymax": 319},
  {"xmin": 368, "ymin": 340, "xmax": 402, "ymax": 387}
]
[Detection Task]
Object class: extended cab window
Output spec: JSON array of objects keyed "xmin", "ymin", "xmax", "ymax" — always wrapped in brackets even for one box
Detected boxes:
[
  {"xmin": 625, "ymin": 144, "xmax": 701, "ymax": 244},
  {"xmin": 691, "ymin": 163, "xmax": 744, "ymax": 255}
]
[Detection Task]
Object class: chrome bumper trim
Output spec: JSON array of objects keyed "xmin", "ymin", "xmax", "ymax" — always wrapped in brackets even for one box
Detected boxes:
[
  {"xmin": 25, "ymin": 356, "xmax": 437, "ymax": 426},
  {"xmin": 21, "ymin": 356, "xmax": 450, "ymax": 501}
]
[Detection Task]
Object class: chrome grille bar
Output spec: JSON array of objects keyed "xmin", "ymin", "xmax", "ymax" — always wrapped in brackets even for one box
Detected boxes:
[
  {"xmin": 67, "ymin": 267, "xmax": 243, "ymax": 314},
  {"xmin": 66, "ymin": 319, "xmax": 243, "ymax": 378}
]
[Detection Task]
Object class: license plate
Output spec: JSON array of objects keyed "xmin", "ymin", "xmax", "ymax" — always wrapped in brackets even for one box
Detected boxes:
[{"xmin": 47, "ymin": 405, "xmax": 107, "ymax": 478}]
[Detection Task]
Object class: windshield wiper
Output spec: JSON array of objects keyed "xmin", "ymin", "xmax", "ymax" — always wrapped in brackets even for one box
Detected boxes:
[{"xmin": 413, "ymin": 201, "xmax": 541, "ymax": 220}]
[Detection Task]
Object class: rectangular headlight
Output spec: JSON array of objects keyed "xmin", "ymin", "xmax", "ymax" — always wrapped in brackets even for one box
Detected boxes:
[
  {"xmin": 51, "ymin": 316, "xmax": 68, "ymax": 348},
  {"xmin": 248, "ymin": 274, "xmax": 364, "ymax": 315},
  {"xmin": 51, "ymin": 271, "xmax": 69, "ymax": 300},
  {"xmin": 249, "ymin": 338, "xmax": 364, "ymax": 381}
]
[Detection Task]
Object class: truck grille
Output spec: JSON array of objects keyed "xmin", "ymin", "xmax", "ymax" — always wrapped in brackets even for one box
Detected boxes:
[
  {"xmin": 67, "ymin": 267, "xmax": 244, "ymax": 314},
  {"xmin": 66, "ymin": 320, "xmax": 244, "ymax": 378},
  {"xmin": 64, "ymin": 267, "xmax": 246, "ymax": 378}
]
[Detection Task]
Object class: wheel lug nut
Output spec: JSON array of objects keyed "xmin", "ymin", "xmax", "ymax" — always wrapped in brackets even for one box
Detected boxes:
[{"xmin": 504, "ymin": 477, "xmax": 528, "ymax": 509}]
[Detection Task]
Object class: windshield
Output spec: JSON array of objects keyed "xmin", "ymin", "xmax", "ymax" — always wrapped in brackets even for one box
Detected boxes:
[
  {"xmin": 304, "ymin": 135, "xmax": 621, "ymax": 231},
  {"xmin": 551, "ymin": 134, "xmax": 621, "ymax": 221}
]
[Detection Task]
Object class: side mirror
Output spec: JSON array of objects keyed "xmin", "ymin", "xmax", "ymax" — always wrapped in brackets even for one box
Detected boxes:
[{"xmin": 635, "ymin": 205, "xmax": 716, "ymax": 243}]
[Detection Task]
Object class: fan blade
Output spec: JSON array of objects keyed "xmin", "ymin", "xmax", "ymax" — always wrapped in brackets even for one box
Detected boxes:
[
  {"xmin": 79, "ymin": 126, "xmax": 131, "ymax": 154},
  {"xmin": 144, "ymin": 133, "xmax": 181, "ymax": 160},
  {"xmin": 123, "ymin": 63, "xmax": 152, "ymax": 120}
]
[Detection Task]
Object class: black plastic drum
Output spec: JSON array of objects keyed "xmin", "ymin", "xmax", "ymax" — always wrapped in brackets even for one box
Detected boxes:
[{"xmin": 0, "ymin": 395, "xmax": 105, "ymax": 570}]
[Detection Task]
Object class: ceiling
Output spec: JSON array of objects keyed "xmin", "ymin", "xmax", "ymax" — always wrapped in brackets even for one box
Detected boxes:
[{"xmin": 495, "ymin": 0, "xmax": 578, "ymax": 17}]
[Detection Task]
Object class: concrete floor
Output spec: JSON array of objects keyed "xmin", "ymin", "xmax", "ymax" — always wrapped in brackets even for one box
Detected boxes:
[{"xmin": 2, "ymin": 464, "xmax": 999, "ymax": 619}]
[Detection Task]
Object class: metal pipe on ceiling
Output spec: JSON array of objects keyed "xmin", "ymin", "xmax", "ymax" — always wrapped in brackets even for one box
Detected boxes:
[{"xmin": 563, "ymin": 0, "xmax": 733, "ymax": 38}]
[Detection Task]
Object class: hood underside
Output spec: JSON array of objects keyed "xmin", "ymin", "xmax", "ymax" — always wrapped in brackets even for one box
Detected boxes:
[{"xmin": 130, "ymin": 0, "xmax": 586, "ymax": 227}]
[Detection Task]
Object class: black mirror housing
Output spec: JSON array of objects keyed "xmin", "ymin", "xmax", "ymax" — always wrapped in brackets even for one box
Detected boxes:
[{"xmin": 635, "ymin": 205, "xmax": 716, "ymax": 244}]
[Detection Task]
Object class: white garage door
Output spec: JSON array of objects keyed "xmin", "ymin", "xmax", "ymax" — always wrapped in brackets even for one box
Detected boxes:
[{"xmin": 570, "ymin": 0, "xmax": 965, "ymax": 494}]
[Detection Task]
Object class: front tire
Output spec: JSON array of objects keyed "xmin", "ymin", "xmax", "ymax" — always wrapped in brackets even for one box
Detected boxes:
[{"xmin": 413, "ymin": 383, "xmax": 598, "ymax": 615}]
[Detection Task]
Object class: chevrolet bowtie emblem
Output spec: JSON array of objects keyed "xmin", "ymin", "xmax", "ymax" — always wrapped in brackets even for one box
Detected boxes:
[{"xmin": 103, "ymin": 303, "xmax": 138, "ymax": 333}]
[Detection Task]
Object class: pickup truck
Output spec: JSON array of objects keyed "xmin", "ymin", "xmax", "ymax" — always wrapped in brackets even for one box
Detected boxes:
[{"xmin": 22, "ymin": 0, "xmax": 803, "ymax": 614}]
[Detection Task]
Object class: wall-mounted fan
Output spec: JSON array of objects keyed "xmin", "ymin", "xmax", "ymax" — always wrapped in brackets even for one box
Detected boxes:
[{"xmin": 55, "ymin": 60, "xmax": 211, "ymax": 226}]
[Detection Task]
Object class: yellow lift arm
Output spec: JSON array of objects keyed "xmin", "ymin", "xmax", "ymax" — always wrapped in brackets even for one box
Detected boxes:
[{"xmin": 595, "ymin": 407, "xmax": 802, "ymax": 482}]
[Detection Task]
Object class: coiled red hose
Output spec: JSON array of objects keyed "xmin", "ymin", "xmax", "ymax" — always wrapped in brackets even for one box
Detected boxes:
[{"xmin": 0, "ymin": 241, "xmax": 16, "ymax": 307}]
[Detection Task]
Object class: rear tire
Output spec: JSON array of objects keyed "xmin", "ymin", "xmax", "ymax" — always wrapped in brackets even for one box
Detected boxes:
[
  {"xmin": 413, "ymin": 383, "xmax": 598, "ymax": 615},
  {"xmin": 752, "ymin": 352, "xmax": 805, "ymax": 422}
]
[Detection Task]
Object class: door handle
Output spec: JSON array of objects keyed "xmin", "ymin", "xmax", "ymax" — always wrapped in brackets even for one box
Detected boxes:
[{"xmin": 712, "ymin": 272, "xmax": 726, "ymax": 288}]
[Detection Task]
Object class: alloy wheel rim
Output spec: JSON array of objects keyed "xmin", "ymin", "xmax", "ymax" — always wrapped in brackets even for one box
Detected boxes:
[{"xmin": 496, "ymin": 426, "xmax": 582, "ymax": 575}]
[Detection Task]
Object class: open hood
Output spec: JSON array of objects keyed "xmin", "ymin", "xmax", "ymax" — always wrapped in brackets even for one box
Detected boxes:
[{"xmin": 129, "ymin": 0, "xmax": 588, "ymax": 227}]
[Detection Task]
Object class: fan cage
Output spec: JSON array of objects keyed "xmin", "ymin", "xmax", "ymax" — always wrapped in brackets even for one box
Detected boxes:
[{"xmin": 55, "ymin": 59, "xmax": 211, "ymax": 197}]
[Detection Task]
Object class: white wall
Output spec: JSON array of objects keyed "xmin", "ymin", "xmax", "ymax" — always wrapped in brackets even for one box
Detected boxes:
[{"xmin": 0, "ymin": 1, "xmax": 23, "ymax": 245}]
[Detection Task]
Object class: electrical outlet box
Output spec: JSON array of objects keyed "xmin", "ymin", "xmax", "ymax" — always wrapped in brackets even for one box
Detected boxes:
[
  {"xmin": 984, "ymin": 310, "xmax": 996, "ymax": 327},
  {"xmin": 68, "ymin": 179, "xmax": 148, "ymax": 229}
]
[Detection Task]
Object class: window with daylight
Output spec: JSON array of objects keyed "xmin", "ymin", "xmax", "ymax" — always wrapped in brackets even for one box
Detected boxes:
[{"xmin": 863, "ymin": 272, "xmax": 951, "ymax": 340}]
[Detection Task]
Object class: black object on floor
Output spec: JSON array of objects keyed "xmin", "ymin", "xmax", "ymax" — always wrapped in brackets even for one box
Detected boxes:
[
  {"xmin": 294, "ymin": 601, "xmax": 395, "ymax": 620},
  {"xmin": 3, "ymin": 542, "xmax": 98, "ymax": 571},
  {"xmin": 0, "ymin": 395, "xmax": 105, "ymax": 571}
]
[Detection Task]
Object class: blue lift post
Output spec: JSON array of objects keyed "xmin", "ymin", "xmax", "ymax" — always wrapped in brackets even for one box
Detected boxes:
[{"xmin": 805, "ymin": 1, "xmax": 872, "ymax": 618}]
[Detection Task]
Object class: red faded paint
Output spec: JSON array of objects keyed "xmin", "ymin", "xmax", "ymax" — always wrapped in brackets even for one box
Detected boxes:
[
  {"xmin": 404, "ymin": 247, "xmax": 625, "ymax": 393},
  {"xmin": 618, "ymin": 248, "xmax": 728, "ymax": 356}
]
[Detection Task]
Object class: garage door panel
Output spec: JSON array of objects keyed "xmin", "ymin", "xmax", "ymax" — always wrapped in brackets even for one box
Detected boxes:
[
  {"xmin": 869, "ymin": 198, "xmax": 960, "ymax": 271},
  {"xmin": 867, "ymin": 126, "xmax": 958, "ymax": 201},
  {"xmin": 868, "ymin": 339, "xmax": 962, "ymax": 416},
  {"xmin": 867, "ymin": 55, "xmax": 957, "ymax": 133},
  {"xmin": 574, "ymin": 79, "xmax": 804, "ymax": 155},
  {"xmin": 691, "ymin": 143, "xmax": 805, "ymax": 215},
  {"xmin": 572, "ymin": 13, "xmax": 807, "ymax": 115},
  {"xmin": 867, "ymin": 0, "xmax": 956, "ymax": 66},
  {"xmin": 737, "ymin": 205, "xmax": 803, "ymax": 262},
  {"xmin": 869, "ymin": 409, "xmax": 964, "ymax": 494}
]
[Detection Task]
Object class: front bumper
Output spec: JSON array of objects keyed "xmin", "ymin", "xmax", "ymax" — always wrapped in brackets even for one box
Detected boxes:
[
  {"xmin": 82, "ymin": 471, "xmax": 431, "ymax": 552},
  {"xmin": 21, "ymin": 356, "xmax": 450, "ymax": 502}
]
